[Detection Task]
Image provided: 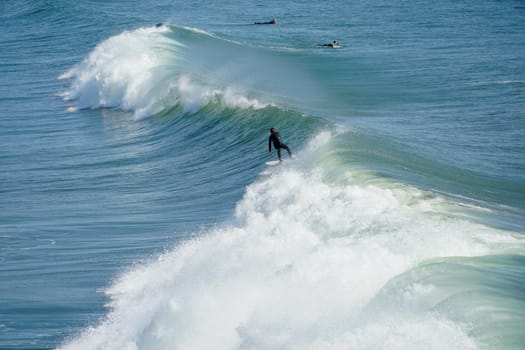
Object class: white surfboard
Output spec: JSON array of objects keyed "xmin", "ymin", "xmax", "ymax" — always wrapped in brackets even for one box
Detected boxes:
[{"xmin": 265, "ymin": 160, "xmax": 282, "ymax": 166}]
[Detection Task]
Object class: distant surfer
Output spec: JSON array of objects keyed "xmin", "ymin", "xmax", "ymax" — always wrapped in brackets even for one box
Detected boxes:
[
  {"xmin": 317, "ymin": 40, "xmax": 340, "ymax": 48},
  {"xmin": 268, "ymin": 128, "xmax": 292, "ymax": 161},
  {"xmin": 155, "ymin": 23, "xmax": 163, "ymax": 28},
  {"xmin": 255, "ymin": 18, "xmax": 277, "ymax": 25}
]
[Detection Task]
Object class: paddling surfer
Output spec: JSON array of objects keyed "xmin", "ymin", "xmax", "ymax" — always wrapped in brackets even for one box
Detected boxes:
[
  {"xmin": 318, "ymin": 40, "xmax": 340, "ymax": 48},
  {"xmin": 268, "ymin": 128, "xmax": 292, "ymax": 161},
  {"xmin": 255, "ymin": 18, "xmax": 277, "ymax": 25}
]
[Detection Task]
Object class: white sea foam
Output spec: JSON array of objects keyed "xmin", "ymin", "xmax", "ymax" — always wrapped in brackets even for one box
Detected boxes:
[
  {"xmin": 59, "ymin": 26, "xmax": 270, "ymax": 119},
  {"xmin": 59, "ymin": 27, "xmax": 174, "ymax": 117},
  {"xmin": 57, "ymin": 132, "xmax": 521, "ymax": 350}
]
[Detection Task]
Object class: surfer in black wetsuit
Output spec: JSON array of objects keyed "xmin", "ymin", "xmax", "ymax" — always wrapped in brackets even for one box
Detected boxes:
[
  {"xmin": 255, "ymin": 18, "xmax": 277, "ymax": 25},
  {"xmin": 318, "ymin": 40, "xmax": 340, "ymax": 48},
  {"xmin": 268, "ymin": 128, "xmax": 292, "ymax": 161}
]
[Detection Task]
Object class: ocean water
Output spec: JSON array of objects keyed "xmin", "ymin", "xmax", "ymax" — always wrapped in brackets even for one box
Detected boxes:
[{"xmin": 1, "ymin": 0, "xmax": 524, "ymax": 349}]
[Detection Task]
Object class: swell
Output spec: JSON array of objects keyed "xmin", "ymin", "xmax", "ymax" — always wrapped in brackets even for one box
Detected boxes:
[{"xmin": 315, "ymin": 131, "xmax": 525, "ymax": 230}]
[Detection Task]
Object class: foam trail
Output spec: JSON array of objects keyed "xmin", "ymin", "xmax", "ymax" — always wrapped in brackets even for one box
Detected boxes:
[{"xmin": 58, "ymin": 132, "xmax": 523, "ymax": 350}]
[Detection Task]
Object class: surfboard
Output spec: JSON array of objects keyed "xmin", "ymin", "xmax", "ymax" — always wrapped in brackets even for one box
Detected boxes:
[
  {"xmin": 265, "ymin": 160, "xmax": 282, "ymax": 166},
  {"xmin": 317, "ymin": 44, "xmax": 341, "ymax": 49}
]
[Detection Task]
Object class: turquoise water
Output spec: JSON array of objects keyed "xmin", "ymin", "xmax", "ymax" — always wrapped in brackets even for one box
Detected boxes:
[{"xmin": 1, "ymin": 1, "xmax": 524, "ymax": 349}]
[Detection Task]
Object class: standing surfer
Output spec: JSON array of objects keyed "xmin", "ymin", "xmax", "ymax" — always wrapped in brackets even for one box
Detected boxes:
[{"xmin": 268, "ymin": 128, "xmax": 292, "ymax": 161}]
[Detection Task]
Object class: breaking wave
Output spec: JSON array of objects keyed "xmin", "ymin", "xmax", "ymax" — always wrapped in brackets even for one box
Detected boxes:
[{"xmin": 58, "ymin": 131, "xmax": 525, "ymax": 350}]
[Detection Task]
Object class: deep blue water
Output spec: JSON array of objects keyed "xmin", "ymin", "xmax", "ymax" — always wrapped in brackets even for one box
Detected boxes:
[{"xmin": 1, "ymin": 1, "xmax": 524, "ymax": 349}]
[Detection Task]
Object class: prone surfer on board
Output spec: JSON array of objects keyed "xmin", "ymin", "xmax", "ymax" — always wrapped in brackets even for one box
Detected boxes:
[
  {"xmin": 255, "ymin": 18, "xmax": 277, "ymax": 25},
  {"xmin": 317, "ymin": 40, "xmax": 340, "ymax": 48},
  {"xmin": 268, "ymin": 128, "xmax": 292, "ymax": 161}
]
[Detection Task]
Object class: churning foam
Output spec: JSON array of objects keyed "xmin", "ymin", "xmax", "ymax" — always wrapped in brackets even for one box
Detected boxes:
[
  {"xmin": 59, "ymin": 26, "xmax": 269, "ymax": 119},
  {"xmin": 59, "ymin": 26, "xmax": 173, "ymax": 118},
  {"xmin": 58, "ymin": 131, "xmax": 521, "ymax": 350}
]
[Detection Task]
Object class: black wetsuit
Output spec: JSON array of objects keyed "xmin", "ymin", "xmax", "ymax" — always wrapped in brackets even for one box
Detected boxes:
[
  {"xmin": 269, "ymin": 131, "xmax": 292, "ymax": 160},
  {"xmin": 255, "ymin": 20, "xmax": 276, "ymax": 25}
]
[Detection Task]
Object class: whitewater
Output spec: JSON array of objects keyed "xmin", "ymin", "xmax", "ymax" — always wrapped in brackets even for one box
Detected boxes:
[
  {"xmin": 1, "ymin": 1, "xmax": 524, "ymax": 350},
  {"xmin": 57, "ymin": 131, "xmax": 524, "ymax": 350}
]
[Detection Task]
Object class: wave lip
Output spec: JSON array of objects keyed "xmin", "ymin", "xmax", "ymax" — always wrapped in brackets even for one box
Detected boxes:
[
  {"xmin": 59, "ymin": 26, "xmax": 176, "ymax": 118},
  {"xmin": 59, "ymin": 25, "xmax": 275, "ymax": 119}
]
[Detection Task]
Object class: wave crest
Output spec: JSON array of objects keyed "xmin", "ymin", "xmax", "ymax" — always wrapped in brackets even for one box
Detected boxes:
[{"xmin": 59, "ymin": 25, "xmax": 270, "ymax": 119}]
